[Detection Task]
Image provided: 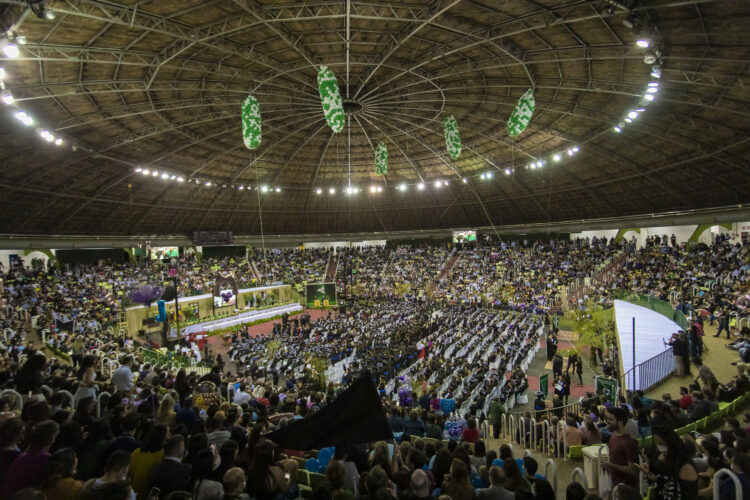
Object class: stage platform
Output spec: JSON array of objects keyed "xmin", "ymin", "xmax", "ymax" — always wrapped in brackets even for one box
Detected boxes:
[
  {"xmin": 180, "ymin": 302, "xmax": 302, "ymax": 335},
  {"xmin": 614, "ymin": 299, "xmax": 680, "ymax": 391}
]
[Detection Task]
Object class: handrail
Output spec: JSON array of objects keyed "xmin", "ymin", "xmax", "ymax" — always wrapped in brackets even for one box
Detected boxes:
[
  {"xmin": 57, "ymin": 390, "xmax": 75, "ymax": 411},
  {"xmin": 544, "ymin": 459, "xmax": 558, "ymax": 492},
  {"xmin": 0, "ymin": 389, "xmax": 23, "ymax": 410},
  {"xmin": 570, "ymin": 467, "xmax": 588, "ymax": 489},
  {"xmin": 713, "ymin": 468, "xmax": 742, "ymax": 500},
  {"xmin": 97, "ymin": 391, "xmax": 111, "ymax": 418},
  {"xmin": 557, "ymin": 421, "xmax": 566, "ymax": 459},
  {"xmin": 620, "ymin": 347, "xmax": 674, "ymax": 392}
]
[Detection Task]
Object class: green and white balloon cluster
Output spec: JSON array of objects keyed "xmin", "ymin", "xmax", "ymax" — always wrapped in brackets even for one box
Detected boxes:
[
  {"xmin": 241, "ymin": 94, "xmax": 262, "ymax": 150},
  {"xmin": 443, "ymin": 115, "xmax": 462, "ymax": 160},
  {"xmin": 317, "ymin": 66, "xmax": 345, "ymax": 133},
  {"xmin": 375, "ymin": 142, "xmax": 388, "ymax": 176},
  {"xmin": 507, "ymin": 88, "xmax": 535, "ymax": 137}
]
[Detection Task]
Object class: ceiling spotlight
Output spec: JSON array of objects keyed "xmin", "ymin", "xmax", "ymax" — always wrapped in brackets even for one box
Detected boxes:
[
  {"xmin": 369, "ymin": 186, "xmax": 376, "ymax": 193},
  {"xmin": 567, "ymin": 149, "xmax": 574, "ymax": 156},
  {"xmin": 205, "ymin": 181, "xmax": 212, "ymax": 186},
  {"xmin": 444, "ymin": 180, "xmax": 449, "ymax": 185},
  {"xmin": 170, "ymin": 175, "xmax": 176, "ymax": 180},
  {"xmin": 135, "ymin": 167, "xmax": 142, "ymax": 173},
  {"xmin": 504, "ymin": 168, "xmax": 512, "ymax": 175},
  {"xmin": 536, "ymin": 161, "xmax": 543, "ymax": 168},
  {"xmin": 636, "ymin": 39, "xmax": 649, "ymax": 48},
  {"xmin": 643, "ymin": 51, "xmax": 657, "ymax": 65},
  {"xmin": 628, "ymin": 111, "xmax": 638, "ymax": 119},
  {"xmin": 54, "ymin": 138, "xmax": 63, "ymax": 146},
  {"xmin": 417, "ymin": 183, "xmax": 425, "ymax": 190},
  {"xmin": 142, "ymin": 169, "xmax": 150, "ymax": 175},
  {"xmin": 15, "ymin": 36, "xmax": 26, "ymax": 46},
  {"xmin": 553, "ymin": 154, "xmax": 561, "ymax": 162},
  {"xmin": 0, "ymin": 67, "xmax": 5, "ymax": 80},
  {"xmin": 152, "ymin": 171, "xmax": 159, "ymax": 177},
  {"xmin": 624, "ymin": 117, "xmax": 632, "ymax": 123},
  {"xmin": 177, "ymin": 177, "xmax": 184, "ymax": 182},
  {"xmin": 399, "ymin": 183, "xmax": 407, "ymax": 191},
  {"xmin": 462, "ymin": 178, "xmax": 468, "ymax": 183},
  {"xmin": 315, "ymin": 188, "xmax": 322, "ymax": 194},
  {"xmin": 480, "ymin": 173, "xmax": 486, "ymax": 180},
  {"xmin": 161, "ymin": 173, "xmax": 169, "ymax": 179},
  {"xmin": 572, "ymin": 146, "xmax": 579, "ymax": 153},
  {"xmin": 238, "ymin": 185, "xmax": 244, "ymax": 190},
  {"xmin": 1, "ymin": 89, "xmax": 14, "ymax": 105},
  {"xmin": 529, "ymin": 163, "xmax": 536, "ymax": 170},
  {"xmin": 275, "ymin": 187, "xmax": 280, "ymax": 192},
  {"xmin": 14, "ymin": 111, "xmax": 32, "ymax": 125},
  {"xmin": 648, "ymin": 82, "xmax": 659, "ymax": 87},
  {"xmin": 39, "ymin": 6, "xmax": 55, "ymax": 20},
  {"xmin": 650, "ymin": 66, "xmax": 662, "ymax": 79},
  {"xmin": 377, "ymin": 186, "xmax": 382, "ymax": 192},
  {"xmin": 261, "ymin": 185, "xmax": 269, "ymax": 193},
  {"xmin": 435, "ymin": 181, "xmax": 442, "ymax": 188},
  {"xmin": 614, "ymin": 126, "xmax": 622, "ymax": 133},
  {"xmin": 646, "ymin": 87, "xmax": 658, "ymax": 94},
  {"xmin": 329, "ymin": 187, "xmax": 335, "ymax": 194},
  {"xmin": 1, "ymin": 41, "xmax": 19, "ymax": 59},
  {"xmin": 644, "ymin": 94, "xmax": 655, "ymax": 102}
]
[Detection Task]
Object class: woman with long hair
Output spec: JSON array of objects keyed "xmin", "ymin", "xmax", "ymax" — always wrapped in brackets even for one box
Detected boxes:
[
  {"xmin": 192, "ymin": 448, "xmax": 224, "ymax": 500},
  {"xmin": 503, "ymin": 459, "xmax": 530, "ymax": 492},
  {"xmin": 431, "ymin": 448, "xmax": 453, "ymax": 488},
  {"xmin": 73, "ymin": 355, "xmax": 100, "ymax": 406},
  {"xmin": 441, "ymin": 458, "xmax": 476, "ymax": 500},
  {"xmin": 637, "ymin": 424, "xmax": 698, "ymax": 500},
  {"xmin": 246, "ymin": 441, "xmax": 298, "ymax": 500},
  {"xmin": 130, "ymin": 423, "xmax": 168, "ymax": 499},
  {"xmin": 580, "ymin": 415, "xmax": 602, "ymax": 445},
  {"xmin": 41, "ymin": 447, "xmax": 82, "ymax": 500},
  {"xmin": 157, "ymin": 393, "xmax": 177, "ymax": 426}
]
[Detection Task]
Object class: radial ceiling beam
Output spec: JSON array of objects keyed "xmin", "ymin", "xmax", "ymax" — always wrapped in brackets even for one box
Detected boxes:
[{"xmin": 353, "ymin": 0, "xmax": 463, "ymax": 100}]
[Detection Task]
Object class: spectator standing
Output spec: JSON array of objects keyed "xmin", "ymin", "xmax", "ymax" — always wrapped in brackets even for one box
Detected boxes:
[{"xmin": 601, "ymin": 408, "xmax": 639, "ymax": 490}]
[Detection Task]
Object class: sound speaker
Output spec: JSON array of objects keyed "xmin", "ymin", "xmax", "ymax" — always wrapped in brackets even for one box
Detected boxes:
[{"xmin": 162, "ymin": 285, "xmax": 176, "ymax": 302}]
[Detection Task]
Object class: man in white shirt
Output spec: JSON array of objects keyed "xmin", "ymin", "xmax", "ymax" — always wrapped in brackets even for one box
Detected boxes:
[
  {"xmin": 111, "ymin": 355, "xmax": 134, "ymax": 393},
  {"xmin": 233, "ymin": 383, "xmax": 252, "ymax": 405}
]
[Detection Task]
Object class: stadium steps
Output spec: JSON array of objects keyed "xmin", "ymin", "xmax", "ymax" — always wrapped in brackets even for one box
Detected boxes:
[
  {"xmin": 426, "ymin": 250, "xmax": 458, "ymax": 296},
  {"xmin": 325, "ymin": 254, "xmax": 338, "ymax": 281}
]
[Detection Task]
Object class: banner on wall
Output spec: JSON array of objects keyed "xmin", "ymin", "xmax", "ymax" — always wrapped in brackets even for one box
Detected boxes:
[
  {"xmin": 595, "ymin": 376, "xmax": 618, "ymax": 404},
  {"xmin": 539, "ymin": 373, "xmax": 549, "ymax": 399}
]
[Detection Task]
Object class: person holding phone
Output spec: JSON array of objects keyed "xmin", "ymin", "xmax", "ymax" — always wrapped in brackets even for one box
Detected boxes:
[
  {"xmin": 636, "ymin": 425, "xmax": 698, "ymax": 500},
  {"xmin": 600, "ymin": 408, "xmax": 639, "ymax": 490}
]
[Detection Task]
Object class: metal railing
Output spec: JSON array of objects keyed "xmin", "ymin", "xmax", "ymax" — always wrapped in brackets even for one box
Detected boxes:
[{"xmin": 620, "ymin": 346, "xmax": 675, "ymax": 392}]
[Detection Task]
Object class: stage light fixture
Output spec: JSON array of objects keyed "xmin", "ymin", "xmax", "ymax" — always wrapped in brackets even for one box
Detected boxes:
[
  {"xmin": 486, "ymin": 172, "xmax": 493, "ymax": 179},
  {"xmin": 650, "ymin": 66, "xmax": 662, "ymax": 79},
  {"xmin": 275, "ymin": 187, "xmax": 280, "ymax": 192},
  {"xmin": 54, "ymin": 138, "xmax": 63, "ymax": 146},
  {"xmin": 628, "ymin": 111, "xmax": 638, "ymax": 119},
  {"xmin": 152, "ymin": 171, "xmax": 159, "ymax": 177},
  {"xmin": 238, "ymin": 185, "xmax": 244, "ymax": 190},
  {"xmin": 644, "ymin": 94, "xmax": 654, "ymax": 101},
  {"xmin": 177, "ymin": 177, "xmax": 184, "ymax": 182},
  {"xmin": 480, "ymin": 173, "xmax": 486, "ymax": 180},
  {"xmin": 369, "ymin": 186, "xmax": 376, "ymax": 193},
  {"xmin": 377, "ymin": 186, "xmax": 382, "ymax": 192},
  {"xmin": 161, "ymin": 173, "xmax": 169, "ymax": 179},
  {"xmin": 435, "ymin": 181, "xmax": 442, "ymax": 188},
  {"xmin": 170, "ymin": 175, "xmax": 176, "ymax": 180},
  {"xmin": 1, "ymin": 40, "xmax": 19, "ymax": 59},
  {"xmin": 142, "ymin": 169, "xmax": 150, "ymax": 175},
  {"xmin": 315, "ymin": 188, "xmax": 322, "ymax": 194},
  {"xmin": 329, "ymin": 187, "xmax": 335, "ymax": 194},
  {"xmin": 1, "ymin": 89, "xmax": 14, "ymax": 105},
  {"xmin": 529, "ymin": 163, "xmax": 536, "ymax": 170},
  {"xmin": 399, "ymin": 183, "xmax": 407, "ymax": 191},
  {"xmin": 504, "ymin": 168, "xmax": 512, "ymax": 175},
  {"xmin": 417, "ymin": 183, "xmax": 425, "ymax": 190},
  {"xmin": 624, "ymin": 118, "xmax": 632, "ymax": 123},
  {"xmin": 205, "ymin": 181, "xmax": 212, "ymax": 186},
  {"xmin": 636, "ymin": 39, "xmax": 649, "ymax": 48},
  {"xmin": 646, "ymin": 87, "xmax": 658, "ymax": 94},
  {"xmin": 553, "ymin": 154, "xmax": 561, "ymax": 162},
  {"xmin": 536, "ymin": 161, "xmax": 543, "ymax": 168},
  {"xmin": 648, "ymin": 82, "xmax": 659, "ymax": 87},
  {"xmin": 462, "ymin": 178, "xmax": 468, "ymax": 183},
  {"xmin": 614, "ymin": 126, "xmax": 621, "ymax": 133},
  {"xmin": 261, "ymin": 185, "xmax": 269, "ymax": 193},
  {"xmin": 572, "ymin": 146, "xmax": 579, "ymax": 153}
]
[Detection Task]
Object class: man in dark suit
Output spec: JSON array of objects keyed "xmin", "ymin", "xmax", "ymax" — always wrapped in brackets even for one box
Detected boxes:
[{"xmin": 145, "ymin": 435, "xmax": 192, "ymax": 498}]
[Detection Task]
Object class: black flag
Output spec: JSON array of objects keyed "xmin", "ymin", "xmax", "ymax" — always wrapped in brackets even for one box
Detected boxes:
[{"xmin": 266, "ymin": 371, "xmax": 392, "ymax": 450}]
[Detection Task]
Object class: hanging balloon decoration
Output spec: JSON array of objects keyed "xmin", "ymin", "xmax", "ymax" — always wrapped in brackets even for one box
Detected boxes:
[
  {"xmin": 241, "ymin": 95, "xmax": 262, "ymax": 149},
  {"xmin": 443, "ymin": 115, "xmax": 462, "ymax": 160},
  {"xmin": 128, "ymin": 284, "xmax": 163, "ymax": 308},
  {"xmin": 155, "ymin": 300, "xmax": 167, "ymax": 322},
  {"xmin": 317, "ymin": 66, "xmax": 345, "ymax": 133},
  {"xmin": 507, "ymin": 88, "xmax": 535, "ymax": 137},
  {"xmin": 375, "ymin": 142, "xmax": 388, "ymax": 176}
]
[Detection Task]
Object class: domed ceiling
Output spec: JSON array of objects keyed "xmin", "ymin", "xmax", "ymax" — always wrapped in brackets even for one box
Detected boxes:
[{"xmin": 0, "ymin": 0, "xmax": 748, "ymax": 236}]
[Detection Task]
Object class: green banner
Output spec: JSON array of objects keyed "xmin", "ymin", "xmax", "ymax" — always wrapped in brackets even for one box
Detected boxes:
[
  {"xmin": 595, "ymin": 376, "xmax": 618, "ymax": 404},
  {"xmin": 305, "ymin": 282, "xmax": 337, "ymax": 307},
  {"xmin": 539, "ymin": 373, "xmax": 549, "ymax": 399}
]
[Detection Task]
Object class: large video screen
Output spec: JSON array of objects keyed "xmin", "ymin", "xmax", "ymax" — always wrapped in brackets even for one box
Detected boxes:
[
  {"xmin": 452, "ymin": 230, "xmax": 476, "ymax": 243},
  {"xmin": 305, "ymin": 283, "xmax": 337, "ymax": 307},
  {"xmin": 150, "ymin": 247, "xmax": 179, "ymax": 260}
]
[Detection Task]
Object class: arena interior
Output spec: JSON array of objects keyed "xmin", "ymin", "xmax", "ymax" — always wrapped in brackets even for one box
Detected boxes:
[{"xmin": 0, "ymin": 1, "xmax": 750, "ymax": 499}]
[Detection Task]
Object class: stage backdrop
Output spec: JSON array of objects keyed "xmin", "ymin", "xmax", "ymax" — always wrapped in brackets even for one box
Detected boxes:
[{"xmin": 306, "ymin": 283, "xmax": 337, "ymax": 307}]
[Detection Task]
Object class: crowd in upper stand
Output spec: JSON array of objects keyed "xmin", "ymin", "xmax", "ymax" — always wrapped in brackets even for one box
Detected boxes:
[{"xmin": 0, "ymin": 233, "xmax": 749, "ymax": 499}]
